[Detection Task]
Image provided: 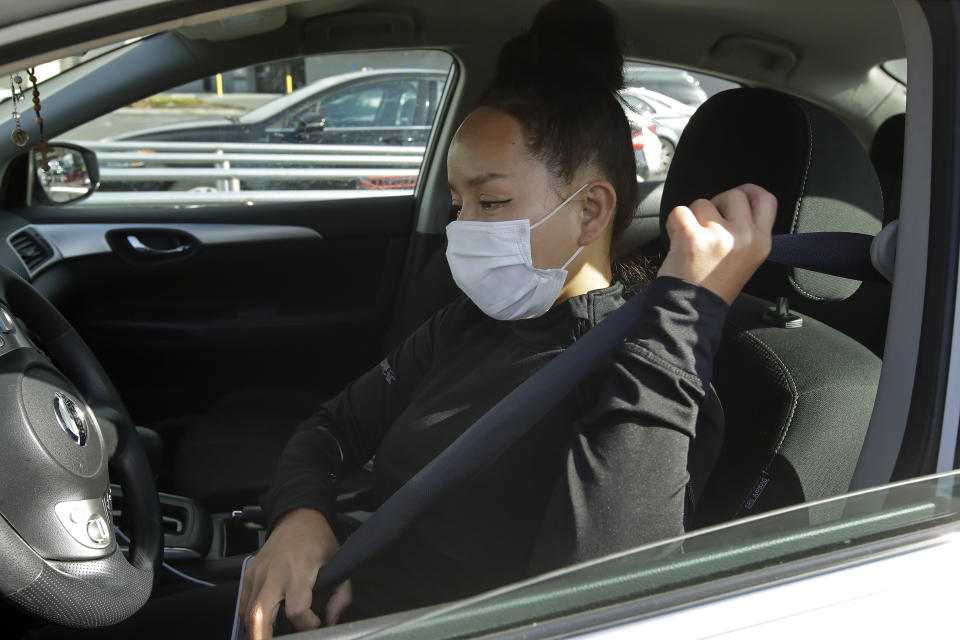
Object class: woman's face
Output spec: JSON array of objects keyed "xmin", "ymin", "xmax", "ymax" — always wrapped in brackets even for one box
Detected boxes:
[{"xmin": 447, "ymin": 107, "xmax": 584, "ymax": 270}]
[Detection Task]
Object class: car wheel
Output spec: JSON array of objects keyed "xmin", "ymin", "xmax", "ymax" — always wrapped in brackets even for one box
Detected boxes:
[
  {"xmin": 170, "ymin": 181, "xmax": 221, "ymax": 193},
  {"xmin": 658, "ymin": 138, "xmax": 676, "ymax": 176}
]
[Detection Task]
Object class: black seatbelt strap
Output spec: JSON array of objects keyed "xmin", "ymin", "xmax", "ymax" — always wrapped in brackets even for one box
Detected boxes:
[{"xmin": 769, "ymin": 232, "xmax": 888, "ymax": 282}]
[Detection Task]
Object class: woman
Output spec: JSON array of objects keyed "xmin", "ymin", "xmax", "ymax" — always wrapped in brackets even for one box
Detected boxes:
[{"xmin": 239, "ymin": 0, "xmax": 775, "ymax": 636}]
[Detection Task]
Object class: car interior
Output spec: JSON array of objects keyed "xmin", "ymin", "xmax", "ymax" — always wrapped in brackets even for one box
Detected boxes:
[{"xmin": 0, "ymin": 0, "xmax": 949, "ymax": 637}]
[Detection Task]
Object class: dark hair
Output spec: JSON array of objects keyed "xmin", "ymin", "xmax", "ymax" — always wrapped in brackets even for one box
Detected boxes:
[{"xmin": 478, "ymin": 0, "xmax": 649, "ymax": 288}]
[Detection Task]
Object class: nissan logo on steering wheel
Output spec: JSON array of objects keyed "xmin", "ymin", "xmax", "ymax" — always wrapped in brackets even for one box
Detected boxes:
[{"xmin": 53, "ymin": 392, "xmax": 88, "ymax": 446}]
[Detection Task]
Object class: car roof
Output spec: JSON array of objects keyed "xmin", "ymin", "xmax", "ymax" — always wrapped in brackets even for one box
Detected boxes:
[
  {"xmin": 0, "ymin": 0, "xmax": 905, "ymax": 142},
  {"xmin": 620, "ymin": 87, "xmax": 697, "ymax": 114},
  {"xmin": 0, "ymin": 1, "xmax": 903, "ymax": 84},
  {"xmin": 238, "ymin": 67, "xmax": 447, "ymax": 124}
]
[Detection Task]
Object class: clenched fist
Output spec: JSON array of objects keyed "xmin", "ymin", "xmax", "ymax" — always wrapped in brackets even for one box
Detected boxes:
[{"xmin": 658, "ymin": 183, "xmax": 776, "ymax": 305}]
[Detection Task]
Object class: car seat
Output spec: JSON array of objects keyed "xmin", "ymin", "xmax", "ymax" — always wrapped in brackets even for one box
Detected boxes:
[
  {"xmin": 760, "ymin": 113, "xmax": 905, "ymax": 359},
  {"xmin": 166, "ymin": 242, "xmax": 462, "ymax": 511},
  {"xmin": 657, "ymin": 88, "xmax": 885, "ymax": 527}
]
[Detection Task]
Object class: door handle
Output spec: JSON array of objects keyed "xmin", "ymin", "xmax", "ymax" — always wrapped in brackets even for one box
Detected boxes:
[{"xmin": 125, "ymin": 234, "xmax": 190, "ymax": 256}]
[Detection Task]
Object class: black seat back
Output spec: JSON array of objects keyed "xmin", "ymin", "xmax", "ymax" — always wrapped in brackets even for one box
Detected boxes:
[{"xmin": 659, "ymin": 88, "xmax": 884, "ymax": 527}]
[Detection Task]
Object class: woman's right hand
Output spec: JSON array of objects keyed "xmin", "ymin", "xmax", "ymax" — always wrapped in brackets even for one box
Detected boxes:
[
  {"xmin": 657, "ymin": 183, "xmax": 777, "ymax": 305},
  {"xmin": 238, "ymin": 508, "xmax": 352, "ymax": 640}
]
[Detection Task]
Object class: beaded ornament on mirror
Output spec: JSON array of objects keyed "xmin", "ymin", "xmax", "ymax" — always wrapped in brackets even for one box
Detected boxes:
[{"xmin": 10, "ymin": 68, "xmax": 52, "ymax": 170}]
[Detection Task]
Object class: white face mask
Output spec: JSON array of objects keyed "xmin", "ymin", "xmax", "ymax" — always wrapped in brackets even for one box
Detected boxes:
[{"xmin": 445, "ymin": 184, "xmax": 589, "ymax": 321}]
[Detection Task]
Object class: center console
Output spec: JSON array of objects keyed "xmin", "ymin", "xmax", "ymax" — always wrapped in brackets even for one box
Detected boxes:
[
  {"xmin": 110, "ymin": 483, "xmax": 267, "ymax": 580},
  {"xmin": 110, "ymin": 424, "xmax": 374, "ymax": 585}
]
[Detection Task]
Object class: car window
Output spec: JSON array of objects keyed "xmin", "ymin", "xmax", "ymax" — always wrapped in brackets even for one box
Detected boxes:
[
  {"xmin": 266, "ymin": 78, "xmax": 421, "ymax": 130},
  {"xmin": 338, "ymin": 84, "xmax": 388, "ymax": 126},
  {"xmin": 622, "ymin": 94, "xmax": 655, "ymax": 116},
  {"xmin": 620, "ymin": 62, "xmax": 738, "ymax": 179},
  {"xmin": 51, "ymin": 50, "xmax": 453, "ymax": 208},
  {"xmin": 883, "ymin": 58, "xmax": 908, "ymax": 84},
  {"xmin": 271, "ymin": 82, "xmax": 385, "ymax": 129}
]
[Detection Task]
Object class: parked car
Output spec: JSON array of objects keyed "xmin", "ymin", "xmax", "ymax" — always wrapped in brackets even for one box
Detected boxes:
[
  {"xmin": 106, "ymin": 67, "xmax": 664, "ymax": 192},
  {"xmin": 621, "ymin": 86, "xmax": 696, "ymax": 174},
  {"xmin": 88, "ymin": 69, "xmax": 450, "ymax": 194},
  {"xmin": 623, "ymin": 110, "xmax": 663, "ymax": 180},
  {"xmin": 623, "ymin": 64, "xmax": 708, "ymax": 107},
  {"xmin": 0, "ymin": 1, "xmax": 957, "ymax": 640},
  {"xmin": 114, "ymin": 68, "xmax": 449, "ymax": 147}
]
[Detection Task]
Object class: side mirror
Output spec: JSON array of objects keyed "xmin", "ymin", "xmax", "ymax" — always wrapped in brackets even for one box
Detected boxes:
[
  {"xmin": 294, "ymin": 114, "xmax": 327, "ymax": 139},
  {"xmin": 29, "ymin": 143, "xmax": 100, "ymax": 205}
]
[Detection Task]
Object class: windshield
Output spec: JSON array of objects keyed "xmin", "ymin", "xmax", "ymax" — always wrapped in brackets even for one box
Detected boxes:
[{"xmin": 370, "ymin": 471, "xmax": 960, "ymax": 639}]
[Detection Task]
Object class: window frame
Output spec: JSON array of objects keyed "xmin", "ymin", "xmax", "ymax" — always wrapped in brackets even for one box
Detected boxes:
[{"xmin": 44, "ymin": 48, "xmax": 458, "ymax": 209}]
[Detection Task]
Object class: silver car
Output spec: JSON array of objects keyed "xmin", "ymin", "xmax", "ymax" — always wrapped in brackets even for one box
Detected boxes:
[{"xmin": 621, "ymin": 87, "xmax": 697, "ymax": 175}]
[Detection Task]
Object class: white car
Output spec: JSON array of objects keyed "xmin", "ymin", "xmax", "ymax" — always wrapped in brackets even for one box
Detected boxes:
[{"xmin": 621, "ymin": 86, "xmax": 697, "ymax": 173}]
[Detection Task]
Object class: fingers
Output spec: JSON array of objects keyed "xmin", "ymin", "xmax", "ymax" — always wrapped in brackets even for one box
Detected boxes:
[
  {"xmin": 688, "ymin": 198, "xmax": 723, "ymax": 226},
  {"xmin": 242, "ymin": 561, "xmax": 288, "ymax": 640},
  {"xmin": 237, "ymin": 509, "xmax": 342, "ymax": 638},
  {"xmin": 244, "ymin": 570, "xmax": 327, "ymax": 638},
  {"xmin": 240, "ymin": 556, "xmax": 271, "ymax": 639},
  {"xmin": 710, "ymin": 188, "xmax": 752, "ymax": 230},
  {"xmin": 665, "ymin": 204, "xmax": 699, "ymax": 240},
  {"xmin": 249, "ymin": 580, "xmax": 282, "ymax": 640},
  {"xmin": 737, "ymin": 183, "xmax": 778, "ymax": 232},
  {"xmin": 282, "ymin": 567, "xmax": 324, "ymax": 631},
  {"xmin": 669, "ymin": 200, "xmax": 723, "ymax": 236},
  {"xmin": 325, "ymin": 580, "xmax": 354, "ymax": 627}
]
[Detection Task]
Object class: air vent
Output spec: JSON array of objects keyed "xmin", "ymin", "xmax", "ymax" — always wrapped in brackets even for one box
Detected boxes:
[{"xmin": 7, "ymin": 227, "xmax": 56, "ymax": 276}]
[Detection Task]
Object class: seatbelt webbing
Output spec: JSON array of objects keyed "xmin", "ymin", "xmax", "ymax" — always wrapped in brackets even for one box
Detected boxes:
[
  {"xmin": 769, "ymin": 232, "xmax": 886, "ymax": 282},
  {"xmin": 309, "ymin": 230, "xmax": 885, "ymax": 598}
]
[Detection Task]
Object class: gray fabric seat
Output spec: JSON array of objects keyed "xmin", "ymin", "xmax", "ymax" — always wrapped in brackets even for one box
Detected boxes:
[{"xmin": 657, "ymin": 88, "xmax": 884, "ymax": 528}]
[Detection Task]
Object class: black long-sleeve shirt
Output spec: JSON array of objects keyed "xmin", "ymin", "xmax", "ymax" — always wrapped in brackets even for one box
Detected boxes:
[{"xmin": 262, "ymin": 276, "xmax": 728, "ymax": 614}]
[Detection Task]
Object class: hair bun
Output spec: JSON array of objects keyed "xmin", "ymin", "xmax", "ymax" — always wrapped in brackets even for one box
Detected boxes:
[{"xmin": 495, "ymin": 0, "xmax": 624, "ymax": 94}]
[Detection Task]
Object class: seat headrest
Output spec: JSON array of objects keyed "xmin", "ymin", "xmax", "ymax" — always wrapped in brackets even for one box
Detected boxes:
[{"xmin": 660, "ymin": 88, "xmax": 883, "ymax": 302}]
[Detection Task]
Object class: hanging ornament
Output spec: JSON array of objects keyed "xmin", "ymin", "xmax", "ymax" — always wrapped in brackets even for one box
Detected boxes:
[
  {"xmin": 10, "ymin": 126, "xmax": 29, "ymax": 147},
  {"xmin": 27, "ymin": 68, "xmax": 51, "ymax": 170},
  {"xmin": 9, "ymin": 73, "xmax": 28, "ymax": 147}
]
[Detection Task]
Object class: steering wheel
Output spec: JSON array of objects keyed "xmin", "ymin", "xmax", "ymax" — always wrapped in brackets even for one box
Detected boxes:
[{"xmin": 0, "ymin": 263, "xmax": 161, "ymax": 628}]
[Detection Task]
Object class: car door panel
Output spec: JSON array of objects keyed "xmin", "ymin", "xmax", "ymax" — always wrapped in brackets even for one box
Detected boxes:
[{"xmin": 13, "ymin": 196, "xmax": 415, "ymax": 427}]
